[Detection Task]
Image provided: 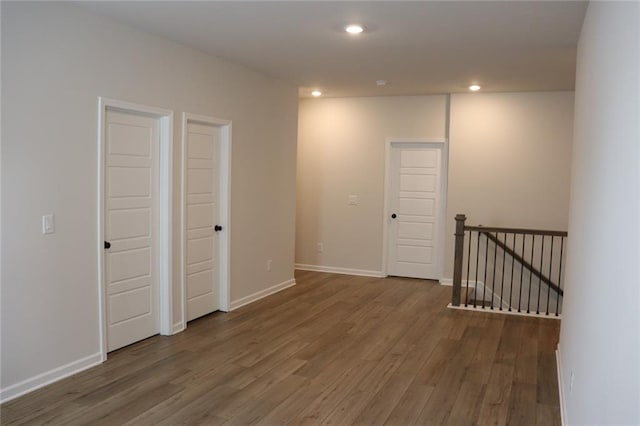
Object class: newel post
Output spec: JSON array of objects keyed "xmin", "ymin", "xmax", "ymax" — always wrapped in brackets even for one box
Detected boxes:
[{"xmin": 451, "ymin": 214, "xmax": 467, "ymax": 306}]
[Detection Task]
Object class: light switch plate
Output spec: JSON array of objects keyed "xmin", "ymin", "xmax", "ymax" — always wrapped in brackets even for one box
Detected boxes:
[
  {"xmin": 42, "ymin": 214, "xmax": 55, "ymax": 234},
  {"xmin": 348, "ymin": 195, "xmax": 359, "ymax": 205}
]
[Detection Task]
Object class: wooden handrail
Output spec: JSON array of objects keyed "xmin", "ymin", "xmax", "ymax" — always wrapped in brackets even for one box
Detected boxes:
[
  {"xmin": 466, "ymin": 225, "xmax": 567, "ymax": 237},
  {"xmin": 480, "ymin": 231, "xmax": 564, "ymax": 296}
]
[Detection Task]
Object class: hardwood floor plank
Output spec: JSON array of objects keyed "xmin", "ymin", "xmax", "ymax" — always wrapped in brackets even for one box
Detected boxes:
[
  {"xmin": 384, "ymin": 383, "xmax": 435, "ymax": 426},
  {"xmin": 415, "ymin": 326, "xmax": 482, "ymax": 425},
  {"xmin": 537, "ymin": 352, "xmax": 561, "ymax": 405},
  {"xmin": 214, "ymin": 358, "xmax": 308, "ymax": 420},
  {"xmin": 506, "ymin": 382, "xmax": 538, "ymax": 425},
  {"xmin": 514, "ymin": 322, "xmax": 539, "ymax": 385},
  {"xmin": 223, "ymin": 374, "xmax": 308, "ymax": 425},
  {"xmin": 413, "ymin": 338, "xmax": 462, "ymax": 387},
  {"xmin": 446, "ymin": 381, "xmax": 487, "ymax": 426},
  {"xmin": 461, "ymin": 319, "xmax": 505, "ymax": 385},
  {"xmin": 1, "ymin": 271, "xmax": 561, "ymax": 425},
  {"xmin": 84, "ymin": 383, "xmax": 183, "ymax": 426},
  {"xmin": 34, "ymin": 365, "xmax": 189, "ymax": 425},
  {"xmin": 351, "ymin": 372, "xmax": 415, "ymax": 425},
  {"xmin": 293, "ymin": 358, "xmax": 378, "ymax": 425},
  {"xmin": 536, "ymin": 402, "xmax": 562, "ymax": 426},
  {"xmin": 477, "ymin": 360, "xmax": 516, "ymax": 426}
]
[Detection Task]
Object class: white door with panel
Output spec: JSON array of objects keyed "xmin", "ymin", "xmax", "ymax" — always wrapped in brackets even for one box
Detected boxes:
[
  {"xmin": 185, "ymin": 121, "xmax": 221, "ymax": 321},
  {"xmin": 387, "ymin": 143, "xmax": 443, "ymax": 279},
  {"xmin": 104, "ymin": 109, "xmax": 160, "ymax": 352}
]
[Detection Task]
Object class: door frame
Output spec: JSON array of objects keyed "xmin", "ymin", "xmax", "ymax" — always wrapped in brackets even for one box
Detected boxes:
[
  {"xmin": 382, "ymin": 138, "xmax": 448, "ymax": 280},
  {"xmin": 97, "ymin": 97, "xmax": 174, "ymax": 361},
  {"xmin": 180, "ymin": 112, "xmax": 232, "ymax": 331}
]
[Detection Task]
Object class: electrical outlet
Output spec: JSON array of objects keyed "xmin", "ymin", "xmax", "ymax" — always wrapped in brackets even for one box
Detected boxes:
[
  {"xmin": 267, "ymin": 260, "xmax": 272, "ymax": 272},
  {"xmin": 348, "ymin": 195, "xmax": 359, "ymax": 205},
  {"xmin": 570, "ymin": 370, "xmax": 574, "ymax": 394},
  {"xmin": 317, "ymin": 243, "xmax": 323, "ymax": 253}
]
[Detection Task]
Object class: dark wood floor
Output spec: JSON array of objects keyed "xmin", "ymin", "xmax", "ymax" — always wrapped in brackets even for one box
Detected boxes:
[{"xmin": 1, "ymin": 270, "xmax": 561, "ymax": 425}]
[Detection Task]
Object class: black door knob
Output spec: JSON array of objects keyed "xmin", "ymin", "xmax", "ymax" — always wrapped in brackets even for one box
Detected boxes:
[
  {"xmin": 214, "ymin": 225, "xmax": 223, "ymax": 232},
  {"xmin": 391, "ymin": 214, "xmax": 397, "ymax": 219},
  {"xmin": 104, "ymin": 241, "xmax": 111, "ymax": 249}
]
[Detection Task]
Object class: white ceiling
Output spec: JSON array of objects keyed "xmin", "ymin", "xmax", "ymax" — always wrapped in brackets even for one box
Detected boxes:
[{"xmin": 81, "ymin": 1, "xmax": 588, "ymax": 98}]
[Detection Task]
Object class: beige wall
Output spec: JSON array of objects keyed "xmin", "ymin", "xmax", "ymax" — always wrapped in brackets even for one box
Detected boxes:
[
  {"xmin": 445, "ymin": 92, "xmax": 574, "ymax": 278},
  {"xmin": 296, "ymin": 92, "xmax": 574, "ymax": 279},
  {"xmin": 1, "ymin": 2, "xmax": 297, "ymax": 397},
  {"xmin": 296, "ymin": 96, "xmax": 447, "ymax": 274},
  {"xmin": 559, "ymin": 2, "xmax": 639, "ymax": 424}
]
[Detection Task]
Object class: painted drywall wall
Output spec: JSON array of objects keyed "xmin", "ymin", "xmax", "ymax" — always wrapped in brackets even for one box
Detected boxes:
[
  {"xmin": 1, "ymin": 2, "xmax": 297, "ymax": 397},
  {"xmin": 296, "ymin": 92, "xmax": 573, "ymax": 279},
  {"xmin": 558, "ymin": 2, "xmax": 640, "ymax": 424},
  {"xmin": 296, "ymin": 96, "xmax": 447, "ymax": 274},
  {"xmin": 445, "ymin": 92, "xmax": 574, "ymax": 278}
]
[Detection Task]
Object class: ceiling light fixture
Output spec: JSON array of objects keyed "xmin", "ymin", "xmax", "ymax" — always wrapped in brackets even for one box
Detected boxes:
[
  {"xmin": 345, "ymin": 25, "xmax": 364, "ymax": 34},
  {"xmin": 469, "ymin": 84, "xmax": 481, "ymax": 91},
  {"xmin": 311, "ymin": 90, "xmax": 322, "ymax": 97}
]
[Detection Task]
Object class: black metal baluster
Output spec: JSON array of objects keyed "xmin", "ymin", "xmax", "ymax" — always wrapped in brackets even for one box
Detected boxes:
[
  {"xmin": 537, "ymin": 236, "xmax": 545, "ymax": 314},
  {"xmin": 519, "ymin": 234, "xmax": 525, "ymax": 312},
  {"xmin": 500, "ymin": 233, "xmax": 506, "ymax": 311},
  {"xmin": 474, "ymin": 231, "xmax": 480, "ymax": 308},
  {"xmin": 483, "ymin": 231, "xmax": 489, "ymax": 309},
  {"xmin": 491, "ymin": 232, "xmax": 498, "ymax": 309},
  {"xmin": 509, "ymin": 233, "xmax": 516, "ymax": 312},
  {"xmin": 546, "ymin": 236, "xmax": 554, "ymax": 315},
  {"xmin": 556, "ymin": 236, "xmax": 564, "ymax": 316},
  {"xmin": 465, "ymin": 230, "xmax": 471, "ymax": 307},
  {"xmin": 527, "ymin": 235, "xmax": 535, "ymax": 313}
]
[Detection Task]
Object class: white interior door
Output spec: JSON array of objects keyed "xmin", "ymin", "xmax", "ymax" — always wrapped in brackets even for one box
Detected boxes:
[
  {"xmin": 387, "ymin": 143, "xmax": 443, "ymax": 279},
  {"xmin": 185, "ymin": 121, "xmax": 220, "ymax": 321},
  {"xmin": 105, "ymin": 108, "xmax": 160, "ymax": 352}
]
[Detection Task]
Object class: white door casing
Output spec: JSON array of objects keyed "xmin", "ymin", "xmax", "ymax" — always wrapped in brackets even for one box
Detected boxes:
[
  {"xmin": 384, "ymin": 139, "xmax": 447, "ymax": 280},
  {"xmin": 181, "ymin": 113, "xmax": 232, "ymax": 328},
  {"xmin": 98, "ymin": 97, "xmax": 173, "ymax": 359}
]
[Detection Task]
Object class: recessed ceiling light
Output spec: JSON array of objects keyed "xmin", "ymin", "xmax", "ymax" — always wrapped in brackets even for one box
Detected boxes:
[
  {"xmin": 469, "ymin": 84, "xmax": 481, "ymax": 91},
  {"xmin": 345, "ymin": 25, "xmax": 364, "ymax": 34},
  {"xmin": 311, "ymin": 90, "xmax": 322, "ymax": 97}
]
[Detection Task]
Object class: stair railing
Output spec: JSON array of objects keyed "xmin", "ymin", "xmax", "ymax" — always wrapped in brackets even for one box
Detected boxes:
[{"xmin": 451, "ymin": 214, "xmax": 567, "ymax": 317}]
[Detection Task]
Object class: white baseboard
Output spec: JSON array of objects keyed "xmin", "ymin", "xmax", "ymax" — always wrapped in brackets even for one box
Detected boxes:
[
  {"xmin": 0, "ymin": 352, "xmax": 102, "ymax": 403},
  {"xmin": 229, "ymin": 278, "xmax": 296, "ymax": 311},
  {"xmin": 172, "ymin": 321, "xmax": 185, "ymax": 334},
  {"xmin": 295, "ymin": 263, "xmax": 385, "ymax": 278},
  {"xmin": 446, "ymin": 303, "xmax": 561, "ymax": 320},
  {"xmin": 441, "ymin": 279, "xmax": 514, "ymax": 310},
  {"xmin": 439, "ymin": 278, "xmax": 481, "ymax": 289},
  {"xmin": 556, "ymin": 348, "xmax": 567, "ymax": 426}
]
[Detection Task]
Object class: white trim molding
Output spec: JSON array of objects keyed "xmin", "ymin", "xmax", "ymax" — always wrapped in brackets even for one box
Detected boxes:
[
  {"xmin": 180, "ymin": 113, "xmax": 233, "ymax": 327},
  {"xmin": 439, "ymin": 278, "xmax": 455, "ymax": 286},
  {"xmin": 382, "ymin": 137, "xmax": 449, "ymax": 280},
  {"xmin": 97, "ymin": 97, "xmax": 174, "ymax": 361},
  {"xmin": 439, "ymin": 278, "xmax": 482, "ymax": 288},
  {"xmin": 447, "ymin": 303, "xmax": 562, "ymax": 320},
  {"xmin": 295, "ymin": 264, "xmax": 385, "ymax": 278},
  {"xmin": 0, "ymin": 352, "xmax": 102, "ymax": 403},
  {"xmin": 173, "ymin": 322, "xmax": 185, "ymax": 334},
  {"xmin": 442, "ymin": 278, "xmax": 557, "ymax": 314},
  {"xmin": 229, "ymin": 278, "xmax": 296, "ymax": 311},
  {"xmin": 440, "ymin": 279, "xmax": 510, "ymax": 310},
  {"xmin": 556, "ymin": 348, "xmax": 567, "ymax": 425}
]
